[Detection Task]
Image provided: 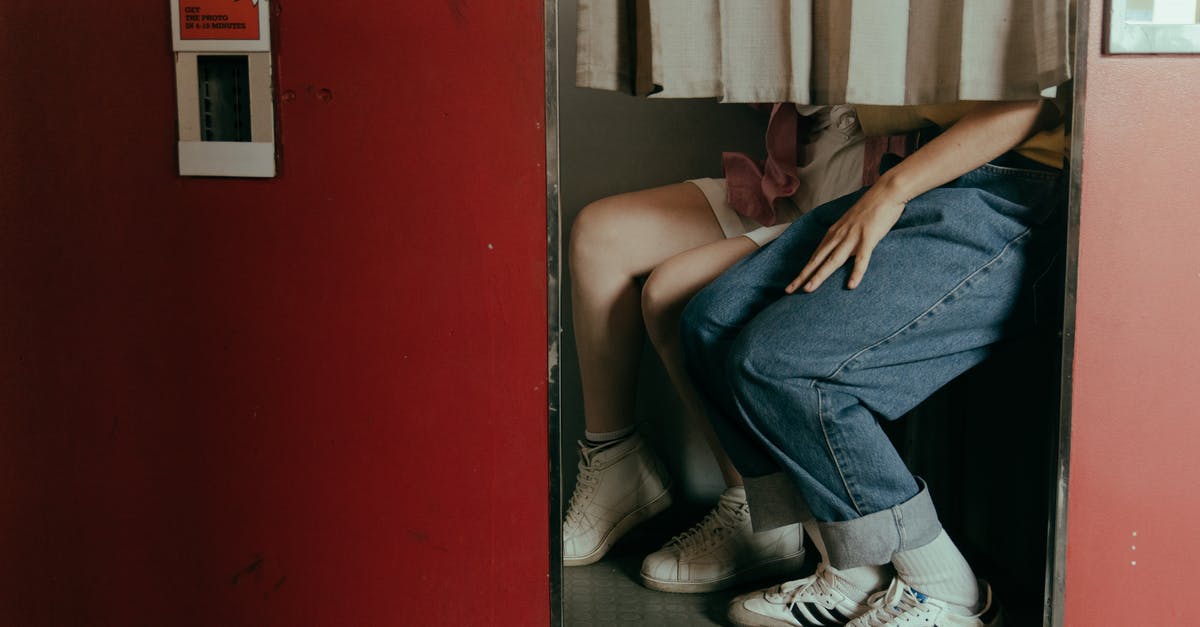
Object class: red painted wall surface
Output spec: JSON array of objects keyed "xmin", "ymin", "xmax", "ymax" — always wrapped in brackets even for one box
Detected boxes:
[
  {"xmin": 1065, "ymin": 1, "xmax": 1200, "ymax": 624},
  {"xmin": 0, "ymin": 2, "xmax": 548, "ymax": 625}
]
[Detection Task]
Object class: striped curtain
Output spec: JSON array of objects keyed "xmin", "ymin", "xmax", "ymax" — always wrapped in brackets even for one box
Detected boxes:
[{"xmin": 576, "ymin": 0, "xmax": 1072, "ymax": 104}]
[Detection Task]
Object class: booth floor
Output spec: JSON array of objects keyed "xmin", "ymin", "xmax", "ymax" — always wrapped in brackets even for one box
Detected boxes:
[{"xmin": 562, "ymin": 503, "xmax": 817, "ymax": 627}]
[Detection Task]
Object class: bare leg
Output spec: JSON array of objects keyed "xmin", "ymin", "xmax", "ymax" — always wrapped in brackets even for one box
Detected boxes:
[
  {"xmin": 641, "ymin": 236, "xmax": 758, "ymax": 487},
  {"xmin": 569, "ymin": 183, "xmax": 725, "ymax": 434},
  {"xmin": 641, "ymin": 245, "xmax": 810, "ymax": 593}
]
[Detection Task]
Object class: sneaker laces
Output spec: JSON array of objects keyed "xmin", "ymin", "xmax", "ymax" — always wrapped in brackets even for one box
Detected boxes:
[
  {"xmin": 781, "ymin": 562, "xmax": 839, "ymax": 607},
  {"xmin": 663, "ymin": 496, "xmax": 747, "ymax": 553},
  {"xmin": 856, "ymin": 578, "xmax": 925, "ymax": 626},
  {"xmin": 564, "ymin": 443, "xmax": 602, "ymax": 526}
]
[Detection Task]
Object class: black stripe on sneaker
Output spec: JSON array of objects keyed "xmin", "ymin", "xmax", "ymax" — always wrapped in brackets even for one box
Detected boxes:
[
  {"xmin": 789, "ymin": 602, "xmax": 844, "ymax": 626},
  {"xmin": 826, "ymin": 607, "xmax": 852, "ymax": 623},
  {"xmin": 789, "ymin": 604, "xmax": 817, "ymax": 626}
]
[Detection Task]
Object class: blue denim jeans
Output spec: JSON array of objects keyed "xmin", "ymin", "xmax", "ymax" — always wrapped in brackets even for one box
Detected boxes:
[{"xmin": 680, "ymin": 154, "xmax": 1065, "ymax": 568}]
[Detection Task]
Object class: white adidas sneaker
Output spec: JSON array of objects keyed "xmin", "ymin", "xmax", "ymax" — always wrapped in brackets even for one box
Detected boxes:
[
  {"xmin": 846, "ymin": 577, "xmax": 1003, "ymax": 626},
  {"xmin": 640, "ymin": 487, "xmax": 805, "ymax": 593},
  {"xmin": 728, "ymin": 562, "xmax": 871, "ymax": 627},
  {"xmin": 562, "ymin": 434, "xmax": 672, "ymax": 566}
]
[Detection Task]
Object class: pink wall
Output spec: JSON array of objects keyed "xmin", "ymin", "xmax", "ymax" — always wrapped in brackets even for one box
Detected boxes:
[
  {"xmin": 0, "ymin": 2, "xmax": 549, "ymax": 625},
  {"xmin": 1065, "ymin": 1, "xmax": 1200, "ymax": 623}
]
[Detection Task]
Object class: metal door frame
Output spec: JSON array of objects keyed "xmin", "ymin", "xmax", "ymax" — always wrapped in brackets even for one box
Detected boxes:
[
  {"xmin": 545, "ymin": 0, "xmax": 564, "ymax": 624},
  {"xmin": 543, "ymin": 2, "xmax": 1088, "ymax": 625}
]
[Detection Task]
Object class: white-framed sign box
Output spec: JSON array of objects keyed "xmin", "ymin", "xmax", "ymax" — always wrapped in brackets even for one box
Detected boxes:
[{"xmin": 170, "ymin": 0, "xmax": 276, "ymax": 177}]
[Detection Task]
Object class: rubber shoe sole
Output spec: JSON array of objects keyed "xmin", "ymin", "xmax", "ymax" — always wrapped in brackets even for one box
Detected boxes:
[
  {"xmin": 641, "ymin": 548, "xmax": 806, "ymax": 594},
  {"xmin": 562, "ymin": 487, "xmax": 673, "ymax": 567}
]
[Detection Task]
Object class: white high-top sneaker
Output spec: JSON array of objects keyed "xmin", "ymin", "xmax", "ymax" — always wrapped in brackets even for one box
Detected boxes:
[
  {"xmin": 562, "ymin": 434, "xmax": 672, "ymax": 566},
  {"xmin": 641, "ymin": 487, "xmax": 806, "ymax": 593}
]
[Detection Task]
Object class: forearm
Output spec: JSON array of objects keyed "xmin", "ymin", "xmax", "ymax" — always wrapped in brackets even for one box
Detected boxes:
[{"xmin": 872, "ymin": 100, "xmax": 1050, "ymax": 204}]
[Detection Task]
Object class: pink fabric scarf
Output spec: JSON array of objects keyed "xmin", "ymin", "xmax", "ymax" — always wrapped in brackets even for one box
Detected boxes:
[
  {"xmin": 723, "ymin": 105, "xmax": 919, "ymax": 227},
  {"xmin": 721, "ymin": 103, "xmax": 810, "ymax": 228}
]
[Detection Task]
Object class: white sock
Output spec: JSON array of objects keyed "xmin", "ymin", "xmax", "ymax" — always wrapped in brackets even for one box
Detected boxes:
[
  {"xmin": 722, "ymin": 485, "xmax": 747, "ymax": 502},
  {"xmin": 802, "ymin": 520, "xmax": 892, "ymax": 604},
  {"xmin": 584, "ymin": 424, "xmax": 636, "ymax": 446},
  {"xmin": 892, "ymin": 530, "xmax": 981, "ymax": 614}
]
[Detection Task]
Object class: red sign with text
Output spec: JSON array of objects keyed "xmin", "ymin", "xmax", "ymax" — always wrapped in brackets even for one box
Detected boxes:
[{"xmin": 179, "ymin": 0, "xmax": 261, "ymax": 40}]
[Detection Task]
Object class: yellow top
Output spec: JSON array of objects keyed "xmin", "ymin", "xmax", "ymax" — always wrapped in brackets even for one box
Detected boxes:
[{"xmin": 855, "ymin": 101, "xmax": 1068, "ymax": 169}]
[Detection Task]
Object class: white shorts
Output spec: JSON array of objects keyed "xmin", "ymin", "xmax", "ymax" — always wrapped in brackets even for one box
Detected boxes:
[{"xmin": 689, "ymin": 105, "xmax": 867, "ymax": 247}]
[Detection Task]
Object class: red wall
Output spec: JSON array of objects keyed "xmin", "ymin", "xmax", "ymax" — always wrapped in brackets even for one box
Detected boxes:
[
  {"xmin": 1065, "ymin": 1, "xmax": 1200, "ymax": 624},
  {"xmin": 0, "ymin": 2, "xmax": 549, "ymax": 625}
]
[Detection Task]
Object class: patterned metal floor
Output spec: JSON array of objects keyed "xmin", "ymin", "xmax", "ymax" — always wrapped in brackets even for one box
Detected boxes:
[{"xmin": 563, "ymin": 504, "xmax": 816, "ymax": 627}]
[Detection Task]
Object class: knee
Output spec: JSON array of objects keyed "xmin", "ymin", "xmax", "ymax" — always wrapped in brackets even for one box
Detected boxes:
[
  {"xmin": 568, "ymin": 197, "xmax": 627, "ymax": 275},
  {"xmin": 678, "ymin": 283, "xmax": 725, "ymax": 368},
  {"xmin": 724, "ymin": 327, "xmax": 824, "ymax": 430},
  {"xmin": 726, "ymin": 328, "xmax": 792, "ymax": 407},
  {"xmin": 640, "ymin": 262, "xmax": 695, "ymax": 348},
  {"xmin": 641, "ymin": 271, "xmax": 675, "ymax": 349}
]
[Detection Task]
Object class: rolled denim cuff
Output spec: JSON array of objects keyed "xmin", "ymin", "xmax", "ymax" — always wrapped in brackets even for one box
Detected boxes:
[
  {"xmin": 818, "ymin": 481, "xmax": 942, "ymax": 569},
  {"xmin": 743, "ymin": 472, "xmax": 812, "ymax": 532}
]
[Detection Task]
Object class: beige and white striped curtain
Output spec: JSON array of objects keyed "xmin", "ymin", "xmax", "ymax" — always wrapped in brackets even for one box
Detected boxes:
[{"xmin": 576, "ymin": 0, "xmax": 1072, "ymax": 105}]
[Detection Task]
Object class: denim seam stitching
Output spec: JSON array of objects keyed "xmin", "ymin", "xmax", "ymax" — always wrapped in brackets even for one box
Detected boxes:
[
  {"xmin": 823, "ymin": 228, "xmax": 1034, "ymax": 381},
  {"xmin": 815, "ymin": 385, "xmax": 865, "ymax": 517},
  {"xmin": 1028, "ymin": 250, "xmax": 1062, "ymax": 326}
]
